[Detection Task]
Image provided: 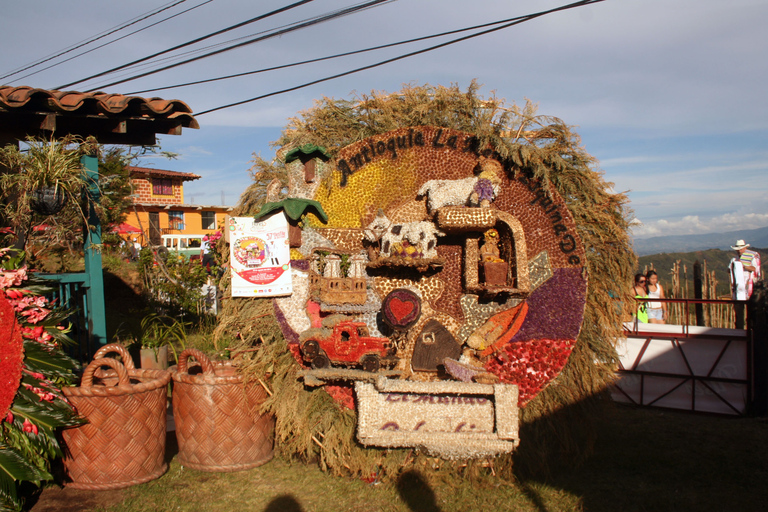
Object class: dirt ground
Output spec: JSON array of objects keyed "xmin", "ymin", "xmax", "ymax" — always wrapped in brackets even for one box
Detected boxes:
[
  {"xmin": 28, "ymin": 433, "xmax": 179, "ymax": 512},
  {"xmin": 27, "ymin": 487, "xmax": 126, "ymax": 512}
]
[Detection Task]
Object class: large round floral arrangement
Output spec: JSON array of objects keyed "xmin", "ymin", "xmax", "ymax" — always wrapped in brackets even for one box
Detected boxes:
[
  {"xmin": 217, "ymin": 83, "xmax": 636, "ymax": 480},
  {"xmin": 0, "ymin": 235, "xmax": 83, "ymax": 511}
]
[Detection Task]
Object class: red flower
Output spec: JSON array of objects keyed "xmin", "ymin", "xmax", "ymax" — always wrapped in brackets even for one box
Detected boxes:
[
  {"xmin": 22, "ymin": 418, "xmax": 38, "ymax": 435},
  {"xmin": 0, "ymin": 296, "xmax": 24, "ymax": 420},
  {"xmin": 485, "ymin": 338, "xmax": 576, "ymax": 406}
]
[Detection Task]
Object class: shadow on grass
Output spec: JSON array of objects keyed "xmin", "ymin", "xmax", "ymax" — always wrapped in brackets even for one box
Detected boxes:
[
  {"xmin": 396, "ymin": 470, "xmax": 441, "ymax": 512},
  {"xmin": 517, "ymin": 399, "xmax": 768, "ymax": 512},
  {"xmin": 264, "ymin": 494, "xmax": 304, "ymax": 512}
]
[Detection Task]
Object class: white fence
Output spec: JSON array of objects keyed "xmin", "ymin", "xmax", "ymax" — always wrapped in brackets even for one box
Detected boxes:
[{"xmin": 612, "ymin": 322, "xmax": 750, "ymax": 415}]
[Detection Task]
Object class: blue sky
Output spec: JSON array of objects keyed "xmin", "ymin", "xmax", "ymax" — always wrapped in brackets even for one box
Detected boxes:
[{"xmin": 2, "ymin": 0, "xmax": 767, "ymax": 239}]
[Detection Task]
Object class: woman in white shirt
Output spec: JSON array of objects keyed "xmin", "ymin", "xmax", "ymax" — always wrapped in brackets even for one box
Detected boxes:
[{"xmin": 645, "ymin": 270, "xmax": 666, "ymax": 324}]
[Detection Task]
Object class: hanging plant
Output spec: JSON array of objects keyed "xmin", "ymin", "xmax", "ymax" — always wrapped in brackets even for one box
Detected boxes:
[
  {"xmin": 0, "ymin": 135, "xmax": 98, "ymax": 253},
  {"xmin": 29, "ymin": 185, "xmax": 67, "ymax": 216}
]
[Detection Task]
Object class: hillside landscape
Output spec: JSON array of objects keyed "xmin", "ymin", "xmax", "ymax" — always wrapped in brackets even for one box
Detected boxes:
[
  {"xmin": 638, "ymin": 247, "xmax": 766, "ymax": 298},
  {"xmin": 632, "ymin": 225, "xmax": 768, "ymax": 256}
]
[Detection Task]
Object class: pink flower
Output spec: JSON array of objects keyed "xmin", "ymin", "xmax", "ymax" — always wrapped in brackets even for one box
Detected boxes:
[
  {"xmin": 0, "ymin": 266, "xmax": 28, "ymax": 288},
  {"xmin": 22, "ymin": 418, "xmax": 38, "ymax": 435},
  {"xmin": 4, "ymin": 412, "xmax": 12, "ymax": 424}
]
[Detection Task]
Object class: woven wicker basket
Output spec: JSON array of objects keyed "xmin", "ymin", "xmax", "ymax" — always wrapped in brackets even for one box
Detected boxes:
[
  {"xmin": 171, "ymin": 349, "xmax": 274, "ymax": 472},
  {"xmin": 61, "ymin": 344, "xmax": 171, "ymax": 490}
]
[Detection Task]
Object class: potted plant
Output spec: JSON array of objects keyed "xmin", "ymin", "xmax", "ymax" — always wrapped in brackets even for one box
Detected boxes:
[
  {"xmin": 137, "ymin": 313, "xmax": 188, "ymax": 370},
  {"xmin": 0, "ymin": 136, "xmax": 99, "ymax": 256}
]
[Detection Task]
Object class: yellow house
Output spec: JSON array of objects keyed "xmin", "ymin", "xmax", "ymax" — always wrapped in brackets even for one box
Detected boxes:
[{"xmin": 124, "ymin": 166, "xmax": 232, "ymax": 246}]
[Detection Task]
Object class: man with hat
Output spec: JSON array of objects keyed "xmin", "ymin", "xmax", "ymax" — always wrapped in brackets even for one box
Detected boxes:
[{"xmin": 730, "ymin": 239, "xmax": 761, "ymax": 328}]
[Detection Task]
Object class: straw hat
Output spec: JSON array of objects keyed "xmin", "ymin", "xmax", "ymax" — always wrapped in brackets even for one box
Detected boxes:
[{"xmin": 731, "ymin": 239, "xmax": 750, "ymax": 250}]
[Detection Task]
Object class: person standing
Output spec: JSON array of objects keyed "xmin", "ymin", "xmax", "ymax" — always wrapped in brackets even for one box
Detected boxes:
[
  {"xmin": 730, "ymin": 239, "xmax": 761, "ymax": 329},
  {"xmin": 645, "ymin": 270, "xmax": 667, "ymax": 324},
  {"xmin": 632, "ymin": 273, "xmax": 649, "ymax": 324},
  {"xmin": 200, "ymin": 236, "xmax": 213, "ymax": 273}
]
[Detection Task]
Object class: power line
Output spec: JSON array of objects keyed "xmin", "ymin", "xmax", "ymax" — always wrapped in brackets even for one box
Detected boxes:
[
  {"xmin": 127, "ymin": 10, "xmax": 560, "ymax": 95},
  {"xmin": 10, "ymin": 1, "xmax": 215, "ymax": 85},
  {"xmin": 73, "ymin": 0, "xmax": 397, "ymax": 92},
  {"xmin": 56, "ymin": 0, "xmax": 317, "ymax": 90},
  {"xmin": 196, "ymin": 0, "xmax": 606, "ymax": 116},
  {"xmin": 0, "ymin": 0, "xmax": 191, "ymax": 82},
  {"xmin": 92, "ymin": 2, "xmax": 376, "ymax": 92}
]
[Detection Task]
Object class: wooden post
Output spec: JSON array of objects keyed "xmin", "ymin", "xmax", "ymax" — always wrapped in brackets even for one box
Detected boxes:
[
  {"xmin": 82, "ymin": 154, "xmax": 107, "ymax": 350},
  {"xmin": 747, "ymin": 282, "xmax": 767, "ymax": 415},
  {"xmin": 693, "ymin": 260, "xmax": 704, "ymax": 326}
]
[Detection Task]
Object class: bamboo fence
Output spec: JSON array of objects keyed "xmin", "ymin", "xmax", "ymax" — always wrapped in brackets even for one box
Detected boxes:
[{"xmin": 642, "ymin": 260, "xmax": 735, "ymax": 328}]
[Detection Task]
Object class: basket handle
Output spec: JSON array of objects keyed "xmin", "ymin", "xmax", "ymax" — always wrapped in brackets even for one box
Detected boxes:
[
  {"xmin": 92, "ymin": 343, "xmax": 136, "ymax": 370},
  {"xmin": 177, "ymin": 348, "xmax": 215, "ymax": 374},
  {"xmin": 81, "ymin": 357, "xmax": 131, "ymax": 388}
]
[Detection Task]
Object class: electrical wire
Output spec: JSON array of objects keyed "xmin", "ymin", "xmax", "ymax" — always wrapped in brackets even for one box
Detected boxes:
[
  {"xmin": 127, "ymin": 9, "xmax": 564, "ymax": 95},
  {"xmin": 196, "ymin": 0, "xmax": 606, "ymax": 116},
  {"xmin": 0, "ymin": 0, "xmax": 191, "ymax": 82},
  {"xmin": 56, "ymin": 0, "xmax": 318, "ymax": 90},
  {"xmin": 10, "ymin": 1, "xmax": 215, "ymax": 85},
  {"xmin": 69, "ymin": 0, "xmax": 397, "ymax": 92},
  {"xmin": 89, "ymin": 1, "xmax": 384, "ymax": 91}
]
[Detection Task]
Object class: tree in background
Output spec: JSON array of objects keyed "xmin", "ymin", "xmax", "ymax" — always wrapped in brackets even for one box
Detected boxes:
[{"xmin": 97, "ymin": 147, "xmax": 134, "ymax": 249}]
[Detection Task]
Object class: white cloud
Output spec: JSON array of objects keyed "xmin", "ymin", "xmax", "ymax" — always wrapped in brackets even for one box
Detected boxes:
[{"xmin": 633, "ymin": 212, "xmax": 768, "ymax": 238}]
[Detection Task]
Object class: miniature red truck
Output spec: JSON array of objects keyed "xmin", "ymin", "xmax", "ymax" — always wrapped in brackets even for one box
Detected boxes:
[{"xmin": 300, "ymin": 321, "xmax": 397, "ymax": 372}]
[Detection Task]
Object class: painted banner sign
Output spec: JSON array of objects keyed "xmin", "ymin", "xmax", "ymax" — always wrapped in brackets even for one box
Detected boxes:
[
  {"xmin": 355, "ymin": 377, "xmax": 519, "ymax": 459},
  {"xmin": 230, "ymin": 214, "xmax": 292, "ymax": 297}
]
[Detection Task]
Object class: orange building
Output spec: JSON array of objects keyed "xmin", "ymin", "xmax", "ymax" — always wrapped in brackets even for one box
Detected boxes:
[{"xmin": 123, "ymin": 166, "xmax": 232, "ymax": 246}]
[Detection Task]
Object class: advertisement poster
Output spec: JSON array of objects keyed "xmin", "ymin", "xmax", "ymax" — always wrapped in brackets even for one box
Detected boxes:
[{"xmin": 229, "ymin": 214, "xmax": 292, "ymax": 297}]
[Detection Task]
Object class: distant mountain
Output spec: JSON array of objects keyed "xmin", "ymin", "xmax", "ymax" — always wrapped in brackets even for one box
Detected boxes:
[{"xmin": 632, "ymin": 225, "xmax": 768, "ymax": 256}]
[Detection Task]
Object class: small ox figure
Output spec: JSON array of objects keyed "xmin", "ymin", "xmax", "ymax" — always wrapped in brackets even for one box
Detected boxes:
[
  {"xmin": 417, "ymin": 176, "xmax": 501, "ymax": 212},
  {"xmin": 364, "ymin": 210, "xmax": 444, "ymax": 259},
  {"xmin": 417, "ymin": 157, "xmax": 503, "ymax": 211}
]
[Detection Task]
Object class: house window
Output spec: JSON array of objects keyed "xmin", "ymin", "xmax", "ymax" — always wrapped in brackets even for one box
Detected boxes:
[
  {"xmin": 201, "ymin": 211, "xmax": 216, "ymax": 230},
  {"xmin": 152, "ymin": 178, "xmax": 173, "ymax": 195},
  {"xmin": 168, "ymin": 211, "xmax": 184, "ymax": 230}
]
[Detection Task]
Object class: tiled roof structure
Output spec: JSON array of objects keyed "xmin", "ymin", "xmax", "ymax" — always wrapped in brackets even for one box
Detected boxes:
[
  {"xmin": 128, "ymin": 166, "xmax": 201, "ymax": 182},
  {"xmin": 0, "ymin": 86, "xmax": 199, "ymax": 145}
]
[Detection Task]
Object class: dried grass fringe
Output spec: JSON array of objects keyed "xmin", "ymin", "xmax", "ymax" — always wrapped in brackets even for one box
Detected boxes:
[{"xmin": 213, "ymin": 82, "xmax": 637, "ymax": 482}]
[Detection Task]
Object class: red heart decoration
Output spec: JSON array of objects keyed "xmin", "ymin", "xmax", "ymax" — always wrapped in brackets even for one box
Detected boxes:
[{"xmin": 389, "ymin": 297, "xmax": 414, "ymax": 322}]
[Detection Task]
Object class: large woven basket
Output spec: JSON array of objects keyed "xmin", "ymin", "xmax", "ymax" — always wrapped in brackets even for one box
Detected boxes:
[
  {"xmin": 171, "ymin": 349, "xmax": 274, "ymax": 472},
  {"xmin": 61, "ymin": 344, "xmax": 171, "ymax": 490}
]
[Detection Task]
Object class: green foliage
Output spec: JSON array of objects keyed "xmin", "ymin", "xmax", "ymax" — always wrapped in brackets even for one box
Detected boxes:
[
  {"xmin": 0, "ymin": 247, "xmax": 84, "ymax": 511},
  {"xmin": 138, "ymin": 247, "xmax": 211, "ymax": 319},
  {"xmin": 138, "ymin": 313, "xmax": 188, "ymax": 363},
  {"xmin": 0, "ymin": 447, "xmax": 50, "ymax": 511},
  {"xmin": 255, "ymin": 198, "xmax": 329, "ymax": 223},
  {"xmin": 0, "ymin": 136, "xmax": 95, "ymax": 257},
  {"xmin": 97, "ymin": 147, "xmax": 134, "ymax": 249}
]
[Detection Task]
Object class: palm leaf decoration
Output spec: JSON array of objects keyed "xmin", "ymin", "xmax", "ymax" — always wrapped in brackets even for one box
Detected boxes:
[
  {"xmin": 0, "ymin": 446, "xmax": 53, "ymax": 511},
  {"xmin": 255, "ymin": 197, "xmax": 328, "ymax": 224},
  {"xmin": 21, "ymin": 342, "xmax": 80, "ymax": 380}
]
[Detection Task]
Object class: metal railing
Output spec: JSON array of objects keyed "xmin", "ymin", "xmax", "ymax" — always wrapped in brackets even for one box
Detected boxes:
[
  {"xmin": 615, "ymin": 297, "xmax": 752, "ymax": 416},
  {"xmin": 629, "ymin": 296, "xmax": 747, "ymax": 334},
  {"xmin": 35, "ymin": 272, "xmax": 96, "ymax": 363}
]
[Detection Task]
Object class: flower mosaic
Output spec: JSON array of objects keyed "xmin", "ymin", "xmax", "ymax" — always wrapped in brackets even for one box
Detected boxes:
[{"xmin": 271, "ymin": 126, "xmax": 588, "ymax": 407}]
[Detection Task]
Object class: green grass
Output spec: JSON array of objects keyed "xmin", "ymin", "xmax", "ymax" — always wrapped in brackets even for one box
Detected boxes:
[
  {"xmin": 32, "ymin": 403, "xmax": 768, "ymax": 512},
  {"xmin": 106, "ymin": 458, "xmax": 579, "ymax": 512}
]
